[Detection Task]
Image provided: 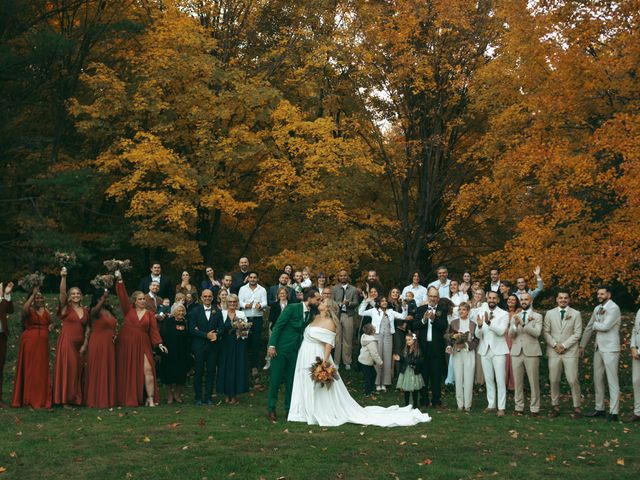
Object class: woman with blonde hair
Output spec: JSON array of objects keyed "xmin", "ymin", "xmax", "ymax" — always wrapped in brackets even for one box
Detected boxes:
[
  {"xmin": 54, "ymin": 267, "xmax": 89, "ymax": 406},
  {"xmin": 288, "ymin": 297, "xmax": 431, "ymax": 426},
  {"xmin": 114, "ymin": 269, "xmax": 167, "ymax": 407}
]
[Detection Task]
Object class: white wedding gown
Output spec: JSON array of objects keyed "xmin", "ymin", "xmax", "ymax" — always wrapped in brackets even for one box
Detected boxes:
[{"xmin": 288, "ymin": 326, "xmax": 432, "ymax": 427}]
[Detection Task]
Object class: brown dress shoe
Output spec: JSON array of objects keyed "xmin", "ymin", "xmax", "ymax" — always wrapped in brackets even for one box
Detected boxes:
[
  {"xmin": 497, "ymin": 410, "xmax": 505, "ymax": 417},
  {"xmin": 266, "ymin": 411, "xmax": 277, "ymax": 422},
  {"xmin": 624, "ymin": 414, "xmax": 640, "ymax": 422},
  {"xmin": 572, "ymin": 408, "xmax": 582, "ymax": 418},
  {"xmin": 483, "ymin": 407, "xmax": 496, "ymax": 414},
  {"xmin": 548, "ymin": 407, "xmax": 560, "ymax": 418}
]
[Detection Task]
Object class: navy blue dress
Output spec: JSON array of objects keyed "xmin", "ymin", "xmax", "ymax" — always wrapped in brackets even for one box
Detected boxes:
[{"xmin": 216, "ymin": 313, "xmax": 249, "ymax": 397}]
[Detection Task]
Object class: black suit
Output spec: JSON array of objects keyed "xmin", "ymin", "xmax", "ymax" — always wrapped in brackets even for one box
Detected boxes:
[
  {"xmin": 267, "ymin": 284, "xmax": 296, "ymax": 306},
  {"xmin": 231, "ymin": 271, "xmax": 249, "ymax": 295},
  {"xmin": 139, "ymin": 275, "xmax": 174, "ymax": 301},
  {"xmin": 188, "ymin": 304, "xmax": 224, "ymax": 403},
  {"xmin": 414, "ymin": 303, "xmax": 448, "ymax": 406}
]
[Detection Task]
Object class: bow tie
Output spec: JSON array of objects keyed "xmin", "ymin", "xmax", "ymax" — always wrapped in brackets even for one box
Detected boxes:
[{"xmin": 205, "ymin": 308, "xmax": 211, "ymax": 312}]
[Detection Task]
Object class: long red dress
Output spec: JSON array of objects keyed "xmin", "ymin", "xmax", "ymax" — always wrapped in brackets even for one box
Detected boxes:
[
  {"xmin": 115, "ymin": 281, "xmax": 162, "ymax": 406},
  {"xmin": 84, "ymin": 310, "xmax": 117, "ymax": 408},
  {"xmin": 53, "ymin": 305, "xmax": 88, "ymax": 405},
  {"xmin": 12, "ymin": 309, "xmax": 52, "ymax": 409}
]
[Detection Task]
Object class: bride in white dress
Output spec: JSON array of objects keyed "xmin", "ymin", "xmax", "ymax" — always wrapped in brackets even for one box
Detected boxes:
[{"xmin": 288, "ymin": 298, "xmax": 432, "ymax": 427}]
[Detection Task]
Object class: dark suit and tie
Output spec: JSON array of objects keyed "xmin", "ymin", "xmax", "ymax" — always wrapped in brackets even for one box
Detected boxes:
[
  {"xmin": 139, "ymin": 275, "xmax": 174, "ymax": 301},
  {"xmin": 414, "ymin": 303, "xmax": 448, "ymax": 407},
  {"xmin": 188, "ymin": 303, "xmax": 224, "ymax": 404}
]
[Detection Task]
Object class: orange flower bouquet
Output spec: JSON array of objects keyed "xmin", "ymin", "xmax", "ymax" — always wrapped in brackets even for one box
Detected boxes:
[{"xmin": 308, "ymin": 357, "xmax": 340, "ymax": 389}]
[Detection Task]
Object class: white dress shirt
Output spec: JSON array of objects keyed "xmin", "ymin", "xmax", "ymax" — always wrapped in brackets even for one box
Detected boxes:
[
  {"xmin": 428, "ymin": 279, "xmax": 451, "ymax": 299},
  {"xmin": 400, "ymin": 284, "xmax": 428, "ymax": 306},
  {"xmin": 238, "ymin": 284, "xmax": 267, "ymax": 318}
]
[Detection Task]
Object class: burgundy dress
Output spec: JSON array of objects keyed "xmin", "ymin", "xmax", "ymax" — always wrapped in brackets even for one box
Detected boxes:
[
  {"xmin": 12, "ymin": 309, "xmax": 52, "ymax": 408},
  {"xmin": 115, "ymin": 281, "xmax": 162, "ymax": 406},
  {"xmin": 53, "ymin": 306, "xmax": 89, "ymax": 405},
  {"xmin": 84, "ymin": 310, "xmax": 117, "ymax": 408}
]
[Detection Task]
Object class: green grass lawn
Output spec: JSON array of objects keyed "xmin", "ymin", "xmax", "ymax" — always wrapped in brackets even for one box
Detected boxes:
[
  {"xmin": 1, "ymin": 373, "xmax": 639, "ymax": 480},
  {"xmin": 1, "ymin": 294, "xmax": 639, "ymax": 479}
]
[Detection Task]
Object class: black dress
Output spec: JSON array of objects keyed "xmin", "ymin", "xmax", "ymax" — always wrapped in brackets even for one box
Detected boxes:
[
  {"xmin": 159, "ymin": 316, "xmax": 192, "ymax": 385},
  {"xmin": 216, "ymin": 313, "xmax": 249, "ymax": 397}
]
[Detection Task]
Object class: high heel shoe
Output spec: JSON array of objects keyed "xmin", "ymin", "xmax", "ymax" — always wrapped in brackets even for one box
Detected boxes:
[{"xmin": 146, "ymin": 397, "xmax": 157, "ymax": 407}]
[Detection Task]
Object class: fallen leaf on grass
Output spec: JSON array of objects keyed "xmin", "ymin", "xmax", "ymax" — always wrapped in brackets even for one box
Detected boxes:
[
  {"xmin": 399, "ymin": 441, "xmax": 407, "ymax": 446},
  {"xmin": 8, "ymin": 452, "xmax": 16, "ymax": 459},
  {"xmin": 509, "ymin": 430, "xmax": 519, "ymax": 439},
  {"xmin": 617, "ymin": 458, "xmax": 625, "ymax": 466},
  {"xmin": 169, "ymin": 423, "xmax": 181, "ymax": 428},
  {"xmin": 0, "ymin": 466, "xmax": 6, "ymax": 473},
  {"xmin": 422, "ymin": 458, "xmax": 432, "ymax": 465},
  {"xmin": 143, "ymin": 436, "xmax": 151, "ymax": 443},
  {"xmin": 546, "ymin": 454, "xmax": 556, "ymax": 462},
  {"xmin": 283, "ymin": 429, "xmax": 289, "ymax": 434}
]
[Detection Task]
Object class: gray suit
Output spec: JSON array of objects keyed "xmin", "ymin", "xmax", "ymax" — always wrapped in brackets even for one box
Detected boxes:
[
  {"xmin": 509, "ymin": 309, "xmax": 542, "ymax": 412},
  {"xmin": 331, "ymin": 284, "xmax": 360, "ymax": 366},
  {"xmin": 543, "ymin": 306, "xmax": 582, "ymax": 408},
  {"xmin": 580, "ymin": 300, "xmax": 621, "ymax": 414}
]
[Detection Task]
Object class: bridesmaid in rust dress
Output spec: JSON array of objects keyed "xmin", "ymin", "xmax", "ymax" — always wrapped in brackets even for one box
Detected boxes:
[
  {"xmin": 114, "ymin": 270, "xmax": 167, "ymax": 407},
  {"xmin": 53, "ymin": 268, "xmax": 89, "ymax": 406},
  {"xmin": 84, "ymin": 289, "xmax": 117, "ymax": 408},
  {"xmin": 12, "ymin": 287, "xmax": 53, "ymax": 408}
]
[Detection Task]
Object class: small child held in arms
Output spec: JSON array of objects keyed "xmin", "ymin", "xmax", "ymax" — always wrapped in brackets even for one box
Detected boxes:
[
  {"xmin": 358, "ymin": 323, "xmax": 383, "ymax": 396},
  {"xmin": 300, "ymin": 267, "xmax": 313, "ymax": 289},
  {"xmin": 157, "ymin": 297, "xmax": 171, "ymax": 320},
  {"xmin": 394, "ymin": 332, "xmax": 424, "ymax": 408},
  {"xmin": 404, "ymin": 291, "xmax": 418, "ymax": 319}
]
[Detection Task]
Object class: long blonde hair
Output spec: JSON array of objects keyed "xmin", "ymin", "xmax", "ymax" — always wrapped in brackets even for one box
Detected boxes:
[{"xmin": 323, "ymin": 298, "xmax": 340, "ymax": 328}]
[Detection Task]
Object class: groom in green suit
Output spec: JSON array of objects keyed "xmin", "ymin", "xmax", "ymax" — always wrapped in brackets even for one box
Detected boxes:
[{"xmin": 266, "ymin": 288, "xmax": 321, "ymax": 421}]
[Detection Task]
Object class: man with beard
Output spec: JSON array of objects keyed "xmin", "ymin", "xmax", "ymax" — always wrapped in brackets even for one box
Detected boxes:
[
  {"xmin": 509, "ymin": 292, "xmax": 542, "ymax": 416},
  {"xmin": 580, "ymin": 286, "xmax": 621, "ymax": 421},
  {"xmin": 476, "ymin": 290, "xmax": 509, "ymax": 416},
  {"xmin": 238, "ymin": 271, "xmax": 268, "ymax": 376},
  {"xmin": 268, "ymin": 273, "xmax": 296, "ymax": 305}
]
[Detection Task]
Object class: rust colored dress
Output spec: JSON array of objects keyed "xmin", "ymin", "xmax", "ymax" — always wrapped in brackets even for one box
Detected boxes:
[
  {"xmin": 12, "ymin": 309, "xmax": 52, "ymax": 408},
  {"xmin": 115, "ymin": 281, "xmax": 162, "ymax": 406},
  {"xmin": 53, "ymin": 306, "xmax": 89, "ymax": 405},
  {"xmin": 84, "ymin": 310, "xmax": 117, "ymax": 408}
]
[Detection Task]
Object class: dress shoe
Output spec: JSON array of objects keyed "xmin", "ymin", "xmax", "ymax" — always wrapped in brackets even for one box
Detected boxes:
[
  {"xmin": 266, "ymin": 411, "xmax": 277, "ymax": 422},
  {"xmin": 624, "ymin": 414, "xmax": 640, "ymax": 422},
  {"xmin": 195, "ymin": 400, "xmax": 202, "ymax": 406},
  {"xmin": 530, "ymin": 411, "xmax": 539, "ymax": 417},
  {"xmin": 497, "ymin": 410, "xmax": 505, "ymax": 417},
  {"xmin": 483, "ymin": 407, "xmax": 496, "ymax": 414},
  {"xmin": 607, "ymin": 414, "xmax": 619, "ymax": 422},
  {"xmin": 585, "ymin": 410, "xmax": 606, "ymax": 418},
  {"xmin": 572, "ymin": 408, "xmax": 582, "ymax": 418},
  {"xmin": 512, "ymin": 410, "xmax": 524, "ymax": 416},
  {"xmin": 548, "ymin": 407, "xmax": 560, "ymax": 418},
  {"xmin": 206, "ymin": 400, "xmax": 214, "ymax": 406},
  {"xmin": 345, "ymin": 364, "xmax": 351, "ymax": 371}
]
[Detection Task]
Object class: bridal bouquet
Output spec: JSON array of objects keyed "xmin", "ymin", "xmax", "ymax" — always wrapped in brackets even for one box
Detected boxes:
[
  {"xmin": 18, "ymin": 272, "xmax": 45, "ymax": 291},
  {"xmin": 232, "ymin": 318, "xmax": 253, "ymax": 339},
  {"xmin": 55, "ymin": 251, "xmax": 77, "ymax": 268},
  {"xmin": 447, "ymin": 331, "xmax": 469, "ymax": 352},
  {"xmin": 103, "ymin": 259, "xmax": 133, "ymax": 273},
  {"xmin": 90, "ymin": 274, "xmax": 115, "ymax": 290},
  {"xmin": 309, "ymin": 357, "xmax": 339, "ymax": 389}
]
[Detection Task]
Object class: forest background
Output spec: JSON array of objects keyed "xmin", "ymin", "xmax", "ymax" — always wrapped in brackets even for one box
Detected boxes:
[{"xmin": 1, "ymin": 0, "xmax": 639, "ymax": 306}]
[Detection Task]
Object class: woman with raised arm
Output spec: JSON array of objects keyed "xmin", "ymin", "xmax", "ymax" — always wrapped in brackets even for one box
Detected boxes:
[
  {"xmin": 12, "ymin": 287, "xmax": 53, "ymax": 408},
  {"xmin": 84, "ymin": 289, "xmax": 117, "ymax": 408},
  {"xmin": 114, "ymin": 270, "xmax": 167, "ymax": 407},
  {"xmin": 53, "ymin": 267, "xmax": 89, "ymax": 406}
]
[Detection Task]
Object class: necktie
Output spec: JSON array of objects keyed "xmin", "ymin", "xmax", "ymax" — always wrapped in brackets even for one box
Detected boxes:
[
  {"xmin": 522, "ymin": 311, "xmax": 527, "ymax": 324},
  {"xmin": 560, "ymin": 310, "xmax": 565, "ymax": 320},
  {"xmin": 304, "ymin": 310, "xmax": 310, "ymax": 323},
  {"xmin": 341, "ymin": 287, "xmax": 347, "ymax": 312}
]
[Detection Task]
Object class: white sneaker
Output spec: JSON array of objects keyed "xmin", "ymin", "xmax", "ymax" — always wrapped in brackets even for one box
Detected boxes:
[
  {"xmin": 263, "ymin": 357, "xmax": 271, "ymax": 370},
  {"xmin": 345, "ymin": 364, "xmax": 351, "ymax": 371},
  {"xmin": 376, "ymin": 385, "xmax": 382, "ymax": 391},
  {"xmin": 380, "ymin": 386, "xmax": 387, "ymax": 392}
]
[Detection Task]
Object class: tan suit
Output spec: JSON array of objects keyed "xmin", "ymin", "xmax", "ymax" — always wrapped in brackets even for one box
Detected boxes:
[
  {"xmin": 580, "ymin": 300, "xmax": 621, "ymax": 414},
  {"xmin": 631, "ymin": 309, "xmax": 640, "ymax": 416},
  {"xmin": 543, "ymin": 306, "xmax": 582, "ymax": 408},
  {"xmin": 509, "ymin": 309, "xmax": 542, "ymax": 413}
]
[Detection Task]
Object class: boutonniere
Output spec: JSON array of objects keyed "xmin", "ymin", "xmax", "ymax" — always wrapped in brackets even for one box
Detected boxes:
[
  {"xmin": 435, "ymin": 311, "xmax": 443, "ymax": 318},
  {"xmin": 565, "ymin": 314, "xmax": 572, "ymax": 321},
  {"xmin": 598, "ymin": 307, "xmax": 605, "ymax": 316}
]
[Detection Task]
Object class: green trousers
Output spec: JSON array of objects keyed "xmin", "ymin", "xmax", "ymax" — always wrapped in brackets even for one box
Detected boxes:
[{"xmin": 267, "ymin": 348, "xmax": 297, "ymax": 412}]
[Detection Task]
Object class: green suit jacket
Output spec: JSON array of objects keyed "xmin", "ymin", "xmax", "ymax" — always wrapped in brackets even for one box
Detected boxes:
[{"xmin": 268, "ymin": 303, "xmax": 310, "ymax": 353}]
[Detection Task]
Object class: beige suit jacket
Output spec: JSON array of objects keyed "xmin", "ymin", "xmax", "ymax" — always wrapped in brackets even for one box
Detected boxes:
[
  {"xmin": 509, "ymin": 310, "xmax": 542, "ymax": 356},
  {"xmin": 580, "ymin": 300, "xmax": 621, "ymax": 353},
  {"xmin": 543, "ymin": 306, "xmax": 583, "ymax": 357}
]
